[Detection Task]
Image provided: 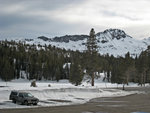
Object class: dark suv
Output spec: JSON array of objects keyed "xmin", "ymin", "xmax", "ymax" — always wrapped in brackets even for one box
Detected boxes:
[{"xmin": 9, "ymin": 91, "xmax": 39, "ymax": 105}]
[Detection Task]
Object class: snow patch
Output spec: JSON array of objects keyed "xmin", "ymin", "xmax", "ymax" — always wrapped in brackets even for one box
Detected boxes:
[{"xmin": 0, "ymin": 79, "xmax": 142, "ymax": 109}]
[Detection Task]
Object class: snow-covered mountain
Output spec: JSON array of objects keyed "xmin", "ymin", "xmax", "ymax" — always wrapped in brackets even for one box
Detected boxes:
[{"xmin": 18, "ymin": 29, "xmax": 150, "ymax": 57}]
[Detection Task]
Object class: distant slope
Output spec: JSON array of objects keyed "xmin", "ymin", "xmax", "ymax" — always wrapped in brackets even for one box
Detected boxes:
[{"xmin": 17, "ymin": 29, "xmax": 150, "ymax": 57}]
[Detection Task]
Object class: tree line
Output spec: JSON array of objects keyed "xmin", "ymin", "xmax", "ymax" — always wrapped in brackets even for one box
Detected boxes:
[{"xmin": 0, "ymin": 39, "xmax": 150, "ymax": 86}]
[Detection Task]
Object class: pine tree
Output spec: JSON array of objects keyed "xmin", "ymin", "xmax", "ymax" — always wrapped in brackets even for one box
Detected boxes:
[
  {"xmin": 69, "ymin": 61, "xmax": 83, "ymax": 86},
  {"xmin": 136, "ymin": 51, "xmax": 148, "ymax": 86},
  {"xmin": 86, "ymin": 28, "xmax": 98, "ymax": 86},
  {"xmin": 86, "ymin": 28, "xmax": 98, "ymax": 55}
]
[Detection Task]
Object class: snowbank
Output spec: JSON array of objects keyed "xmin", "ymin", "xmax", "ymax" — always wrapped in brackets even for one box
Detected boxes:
[{"xmin": 0, "ymin": 79, "xmax": 142, "ymax": 109}]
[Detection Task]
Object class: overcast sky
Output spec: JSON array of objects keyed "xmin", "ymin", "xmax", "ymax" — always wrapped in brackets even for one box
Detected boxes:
[{"xmin": 0, "ymin": 0, "xmax": 150, "ymax": 40}]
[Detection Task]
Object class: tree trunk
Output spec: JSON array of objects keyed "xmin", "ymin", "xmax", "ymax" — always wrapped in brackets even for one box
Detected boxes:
[
  {"xmin": 122, "ymin": 84, "xmax": 125, "ymax": 90},
  {"xmin": 91, "ymin": 73, "xmax": 94, "ymax": 86}
]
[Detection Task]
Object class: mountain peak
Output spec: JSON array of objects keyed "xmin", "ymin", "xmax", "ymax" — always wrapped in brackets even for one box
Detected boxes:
[
  {"xmin": 38, "ymin": 36, "xmax": 51, "ymax": 41},
  {"xmin": 21, "ymin": 28, "xmax": 150, "ymax": 57},
  {"xmin": 96, "ymin": 29, "xmax": 131, "ymax": 41},
  {"xmin": 51, "ymin": 35, "xmax": 88, "ymax": 43}
]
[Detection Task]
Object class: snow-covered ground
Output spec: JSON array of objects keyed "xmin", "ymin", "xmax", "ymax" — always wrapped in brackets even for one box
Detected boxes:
[{"xmin": 0, "ymin": 77, "xmax": 145, "ymax": 109}]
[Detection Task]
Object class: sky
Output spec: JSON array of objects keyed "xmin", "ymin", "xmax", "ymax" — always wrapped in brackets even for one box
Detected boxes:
[{"xmin": 0, "ymin": 0, "xmax": 150, "ymax": 40}]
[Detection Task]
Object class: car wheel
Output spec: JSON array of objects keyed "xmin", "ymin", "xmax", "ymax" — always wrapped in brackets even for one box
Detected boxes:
[
  {"xmin": 33, "ymin": 103, "xmax": 37, "ymax": 105},
  {"xmin": 24, "ymin": 100, "xmax": 28, "ymax": 105},
  {"xmin": 12, "ymin": 100, "xmax": 16, "ymax": 103}
]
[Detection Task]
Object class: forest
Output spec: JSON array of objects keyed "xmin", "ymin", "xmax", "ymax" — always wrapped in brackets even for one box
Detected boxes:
[{"xmin": 0, "ymin": 39, "xmax": 150, "ymax": 86}]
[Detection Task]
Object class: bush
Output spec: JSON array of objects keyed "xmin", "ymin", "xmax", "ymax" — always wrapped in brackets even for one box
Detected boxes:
[
  {"xmin": 30, "ymin": 80, "xmax": 37, "ymax": 87},
  {"xmin": 48, "ymin": 84, "xmax": 51, "ymax": 87}
]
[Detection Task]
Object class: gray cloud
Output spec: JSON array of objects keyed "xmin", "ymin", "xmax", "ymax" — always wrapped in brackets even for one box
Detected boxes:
[
  {"xmin": 0, "ymin": 0, "xmax": 150, "ymax": 39},
  {"xmin": 0, "ymin": 0, "xmax": 84, "ymax": 11},
  {"xmin": 101, "ymin": 10, "xmax": 141, "ymax": 21},
  {"xmin": 0, "ymin": 0, "xmax": 87, "ymax": 39}
]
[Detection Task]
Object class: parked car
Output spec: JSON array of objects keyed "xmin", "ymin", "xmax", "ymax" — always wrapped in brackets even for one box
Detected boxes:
[{"xmin": 9, "ymin": 91, "xmax": 39, "ymax": 105}]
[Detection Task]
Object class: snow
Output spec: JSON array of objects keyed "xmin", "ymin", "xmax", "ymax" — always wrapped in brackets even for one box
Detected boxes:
[
  {"xmin": 0, "ymin": 77, "xmax": 144, "ymax": 109},
  {"xmin": 13, "ymin": 30, "xmax": 150, "ymax": 58},
  {"xmin": 2, "ymin": 29, "xmax": 150, "ymax": 57},
  {"xmin": 1, "ymin": 29, "xmax": 150, "ymax": 58}
]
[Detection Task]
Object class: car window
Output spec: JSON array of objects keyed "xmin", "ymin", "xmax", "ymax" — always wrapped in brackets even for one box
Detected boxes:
[
  {"xmin": 12, "ymin": 92, "xmax": 17, "ymax": 95},
  {"xmin": 19, "ymin": 93, "xmax": 23, "ymax": 97},
  {"xmin": 24, "ymin": 93, "xmax": 33, "ymax": 97}
]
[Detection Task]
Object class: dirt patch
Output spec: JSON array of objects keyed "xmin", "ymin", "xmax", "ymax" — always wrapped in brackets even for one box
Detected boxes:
[
  {"xmin": 0, "ymin": 86, "xmax": 8, "ymax": 88},
  {"xmin": 75, "ymin": 98, "xmax": 85, "ymax": 100},
  {"xmin": 0, "ymin": 103, "xmax": 5, "ymax": 105},
  {"xmin": 39, "ymin": 100, "xmax": 54, "ymax": 104},
  {"xmin": 48, "ymin": 99, "xmax": 72, "ymax": 103}
]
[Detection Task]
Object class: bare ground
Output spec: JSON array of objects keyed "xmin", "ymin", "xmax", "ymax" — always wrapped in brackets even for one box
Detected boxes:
[{"xmin": 0, "ymin": 87, "xmax": 150, "ymax": 113}]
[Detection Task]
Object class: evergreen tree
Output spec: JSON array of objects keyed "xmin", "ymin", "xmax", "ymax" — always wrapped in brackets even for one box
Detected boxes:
[
  {"xmin": 86, "ymin": 28, "xmax": 98, "ymax": 86},
  {"xmin": 69, "ymin": 61, "xmax": 83, "ymax": 86}
]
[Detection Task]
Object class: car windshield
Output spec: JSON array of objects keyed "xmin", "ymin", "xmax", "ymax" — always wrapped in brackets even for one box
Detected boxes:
[{"xmin": 23, "ymin": 93, "xmax": 33, "ymax": 97}]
